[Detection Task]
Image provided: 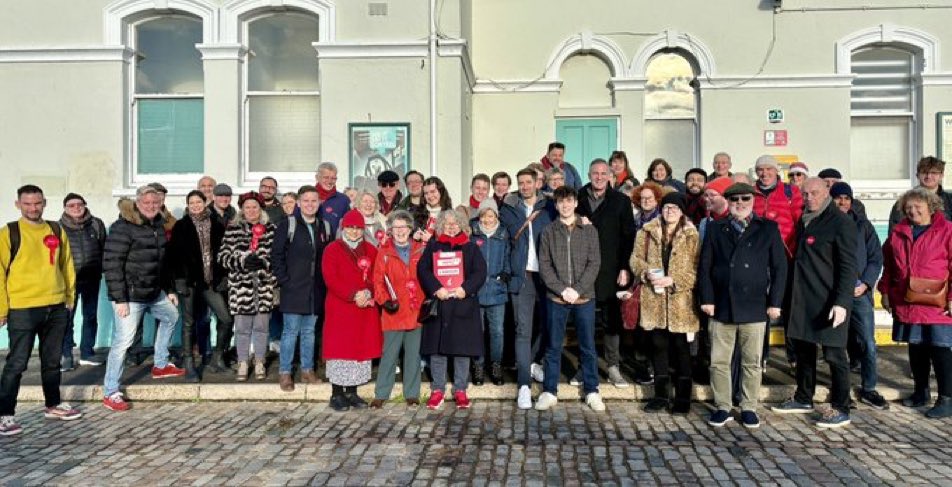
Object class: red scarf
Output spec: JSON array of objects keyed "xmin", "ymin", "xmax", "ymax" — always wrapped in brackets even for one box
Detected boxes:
[
  {"xmin": 540, "ymin": 155, "xmax": 563, "ymax": 171},
  {"xmin": 437, "ymin": 232, "xmax": 468, "ymax": 247},
  {"xmin": 469, "ymin": 195, "xmax": 481, "ymax": 209},
  {"xmin": 615, "ymin": 170, "xmax": 629, "ymax": 187},
  {"xmin": 317, "ymin": 185, "xmax": 337, "ymax": 203}
]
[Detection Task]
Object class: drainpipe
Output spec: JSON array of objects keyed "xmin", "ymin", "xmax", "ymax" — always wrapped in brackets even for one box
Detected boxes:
[{"xmin": 429, "ymin": 0, "xmax": 438, "ymax": 177}]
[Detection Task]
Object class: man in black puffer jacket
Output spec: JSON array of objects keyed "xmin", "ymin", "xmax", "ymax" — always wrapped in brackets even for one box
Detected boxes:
[
  {"xmin": 101, "ymin": 185, "xmax": 184, "ymax": 412},
  {"xmin": 59, "ymin": 193, "xmax": 106, "ymax": 370}
]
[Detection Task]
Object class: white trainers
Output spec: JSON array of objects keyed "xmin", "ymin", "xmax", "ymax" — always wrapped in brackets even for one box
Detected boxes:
[
  {"xmin": 586, "ymin": 392, "xmax": 606, "ymax": 412},
  {"xmin": 517, "ymin": 385, "xmax": 533, "ymax": 410},
  {"xmin": 535, "ymin": 392, "xmax": 558, "ymax": 411},
  {"xmin": 607, "ymin": 365, "xmax": 629, "ymax": 388},
  {"xmin": 530, "ymin": 362, "xmax": 544, "ymax": 383},
  {"xmin": 569, "ymin": 370, "xmax": 582, "ymax": 386},
  {"xmin": 268, "ymin": 340, "xmax": 281, "ymax": 353}
]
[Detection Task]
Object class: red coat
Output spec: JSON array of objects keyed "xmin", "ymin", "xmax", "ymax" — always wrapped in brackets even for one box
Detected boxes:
[
  {"xmin": 321, "ymin": 240, "xmax": 383, "ymax": 361},
  {"xmin": 753, "ymin": 181, "xmax": 802, "ymax": 258},
  {"xmin": 372, "ymin": 240, "xmax": 425, "ymax": 331},
  {"xmin": 878, "ymin": 214, "xmax": 952, "ymax": 325}
]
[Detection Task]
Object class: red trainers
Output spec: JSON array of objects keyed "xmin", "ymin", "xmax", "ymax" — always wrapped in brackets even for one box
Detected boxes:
[
  {"xmin": 454, "ymin": 390, "xmax": 471, "ymax": 409},
  {"xmin": 426, "ymin": 390, "xmax": 445, "ymax": 410},
  {"xmin": 103, "ymin": 392, "xmax": 130, "ymax": 412},
  {"xmin": 152, "ymin": 364, "xmax": 187, "ymax": 379}
]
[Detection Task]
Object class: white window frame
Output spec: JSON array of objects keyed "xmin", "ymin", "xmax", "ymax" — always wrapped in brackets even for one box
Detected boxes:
[
  {"xmin": 240, "ymin": 10, "xmax": 321, "ymax": 187},
  {"xmin": 643, "ymin": 50, "xmax": 701, "ymax": 170},
  {"xmin": 127, "ymin": 13, "xmax": 205, "ymax": 186},
  {"xmin": 848, "ymin": 45, "xmax": 922, "ymax": 191}
]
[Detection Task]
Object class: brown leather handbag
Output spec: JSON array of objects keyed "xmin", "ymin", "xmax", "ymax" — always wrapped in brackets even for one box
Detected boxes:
[{"xmin": 905, "ymin": 276, "xmax": 949, "ymax": 308}]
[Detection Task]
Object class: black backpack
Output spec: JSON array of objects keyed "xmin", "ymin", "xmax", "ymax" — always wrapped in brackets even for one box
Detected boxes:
[{"xmin": 5, "ymin": 220, "xmax": 64, "ymax": 274}]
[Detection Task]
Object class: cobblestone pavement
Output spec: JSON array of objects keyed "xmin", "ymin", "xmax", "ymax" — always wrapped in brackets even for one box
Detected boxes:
[{"xmin": 1, "ymin": 400, "xmax": 950, "ymax": 486}]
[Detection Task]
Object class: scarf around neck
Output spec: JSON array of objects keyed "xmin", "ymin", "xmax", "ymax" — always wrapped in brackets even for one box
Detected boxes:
[
  {"xmin": 469, "ymin": 195, "xmax": 481, "ymax": 209},
  {"xmin": 317, "ymin": 185, "xmax": 337, "ymax": 203},
  {"xmin": 802, "ymin": 197, "xmax": 832, "ymax": 227},
  {"xmin": 437, "ymin": 232, "xmax": 468, "ymax": 247}
]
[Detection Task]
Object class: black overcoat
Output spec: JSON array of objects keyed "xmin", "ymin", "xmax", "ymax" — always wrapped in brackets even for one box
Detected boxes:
[{"xmin": 576, "ymin": 184, "xmax": 635, "ymax": 300}]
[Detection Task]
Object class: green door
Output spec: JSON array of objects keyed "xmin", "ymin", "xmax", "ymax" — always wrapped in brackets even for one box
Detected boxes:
[{"xmin": 555, "ymin": 118, "xmax": 618, "ymax": 184}]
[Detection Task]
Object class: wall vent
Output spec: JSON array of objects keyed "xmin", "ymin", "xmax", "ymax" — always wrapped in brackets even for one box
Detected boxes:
[{"xmin": 369, "ymin": 2, "xmax": 388, "ymax": 16}]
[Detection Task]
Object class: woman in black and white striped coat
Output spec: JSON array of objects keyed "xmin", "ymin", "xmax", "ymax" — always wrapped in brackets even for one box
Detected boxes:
[{"xmin": 218, "ymin": 191, "xmax": 277, "ymax": 381}]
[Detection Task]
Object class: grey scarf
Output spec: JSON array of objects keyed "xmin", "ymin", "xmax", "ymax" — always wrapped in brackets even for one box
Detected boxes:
[{"xmin": 801, "ymin": 197, "xmax": 832, "ymax": 228}]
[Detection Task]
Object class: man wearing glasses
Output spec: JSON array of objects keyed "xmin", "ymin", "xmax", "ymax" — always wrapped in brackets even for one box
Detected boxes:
[
  {"xmin": 699, "ymin": 182, "xmax": 786, "ymax": 429},
  {"xmin": 259, "ymin": 176, "xmax": 284, "ymax": 223},
  {"xmin": 888, "ymin": 157, "xmax": 952, "ymax": 233}
]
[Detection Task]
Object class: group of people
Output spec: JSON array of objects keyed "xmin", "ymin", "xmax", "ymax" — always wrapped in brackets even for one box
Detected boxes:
[{"xmin": 1, "ymin": 142, "xmax": 951, "ymax": 436}]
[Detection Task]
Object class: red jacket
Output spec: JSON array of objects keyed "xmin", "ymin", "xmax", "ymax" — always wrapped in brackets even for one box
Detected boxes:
[
  {"xmin": 372, "ymin": 240, "xmax": 425, "ymax": 332},
  {"xmin": 321, "ymin": 240, "xmax": 383, "ymax": 361},
  {"xmin": 878, "ymin": 214, "xmax": 952, "ymax": 325},
  {"xmin": 753, "ymin": 181, "xmax": 802, "ymax": 257}
]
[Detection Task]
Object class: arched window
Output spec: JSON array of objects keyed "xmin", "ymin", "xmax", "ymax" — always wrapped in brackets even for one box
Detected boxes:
[
  {"xmin": 849, "ymin": 45, "xmax": 920, "ymax": 182},
  {"xmin": 244, "ymin": 11, "xmax": 321, "ymax": 175},
  {"xmin": 133, "ymin": 15, "xmax": 204, "ymax": 175},
  {"xmin": 644, "ymin": 50, "xmax": 699, "ymax": 178}
]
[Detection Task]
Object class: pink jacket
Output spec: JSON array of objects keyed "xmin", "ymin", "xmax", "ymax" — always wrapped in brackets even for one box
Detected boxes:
[
  {"xmin": 878, "ymin": 214, "xmax": 952, "ymax": 325},
  {"xmin": 753, "ymin": 181, "xmax": 802, "ymax": 258}
]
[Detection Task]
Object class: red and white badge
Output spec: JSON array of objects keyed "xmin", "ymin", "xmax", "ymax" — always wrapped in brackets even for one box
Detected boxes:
[
  {"xmin": 475, "ymin": 238, "xmax": 484, "ymax": 247},
  {"xmin": 806, "ymin": 236, "xmax": 816, "ymax": 245}
]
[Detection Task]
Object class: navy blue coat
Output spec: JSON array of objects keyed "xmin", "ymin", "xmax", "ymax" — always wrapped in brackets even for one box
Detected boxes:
[
  {"xmin": 849, "ymin": 209, "xmax": 883, "ymax": 300},
  {"xmin": 318, "ymin": 191, "xmax": 351, "ymax": 237},
  {"xmin": 470, "ymin": 222, "xmax": 511, "ymax": 306},
  {"xmin": 271, "ymin": 214, "xmax": 332, "ymax": 315},
  {"xmin": 698, "ymin": 216, "xmax": 788, "ymax": 324},
  {"xmin": 498, "ymin": 194, "xmax": 555, "ymax": 293},
  {"xmin": 418, "ymin": 238, "xmax": 487, "ymax": 356}
]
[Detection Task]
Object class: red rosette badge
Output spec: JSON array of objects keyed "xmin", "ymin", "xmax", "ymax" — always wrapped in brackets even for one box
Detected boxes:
[
  {"xmin": 250, "ymin": 223, "xmax": 266, "ymax": 251},
  {"xmin": 406, "ymin": 280, "xmax": 419, "ymax": 309},
  {"xmin": 357, "ymin": 256, "xmax": 371, "ymax": 282},
  {"xmin": 375, "ymin": 229, "xmax": 386, "ymax": 245},
  {"xmin": 43, "ymin": 234, "xmax": 60, "ymax": 265}
]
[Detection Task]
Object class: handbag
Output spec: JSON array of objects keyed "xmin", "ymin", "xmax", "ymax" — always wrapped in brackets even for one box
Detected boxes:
[
  {"xmin": 905, "ymin": 276, "xmax": 948, "ymax": 308},
  {"xmin": 417, "ymin": 297, "xmax": 439, "ymax": 323},
  {"xmin": 621, "ymin": 232, "xmax": 651, "ymax": 330}
]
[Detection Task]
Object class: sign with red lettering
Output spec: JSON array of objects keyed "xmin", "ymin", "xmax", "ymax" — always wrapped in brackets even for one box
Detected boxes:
[
  {"xmin": 433, "ymin": 251, "xmax": 465, "ymax": 288},
  {"xmin": 764, "ymin": 130, "xmax": 788, "ymax": 146}
]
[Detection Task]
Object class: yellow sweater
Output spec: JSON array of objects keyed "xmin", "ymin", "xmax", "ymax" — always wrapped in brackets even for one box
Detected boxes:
[{"xmin": 0, "ymin": 218, "xmax": 76, "ymax": 317}]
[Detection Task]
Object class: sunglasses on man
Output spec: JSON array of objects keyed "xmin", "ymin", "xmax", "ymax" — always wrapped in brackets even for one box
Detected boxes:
[
  {"xmin": 728, "ymin": 195, "xmax": 753, "ymax": 203},
  {"xmin": 379, "ymin": 182, "xmax": 397, "ymax": 188}
]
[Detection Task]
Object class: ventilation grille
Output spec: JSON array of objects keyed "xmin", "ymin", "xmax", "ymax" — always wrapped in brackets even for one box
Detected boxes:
[{"xmin": 369, "ymin": 2, "xmax": 388, "ymax": 16}]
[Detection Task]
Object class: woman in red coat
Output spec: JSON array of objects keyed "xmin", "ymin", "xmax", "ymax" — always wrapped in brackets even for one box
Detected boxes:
[{"xmin": 322, "ymin": 210, "xmax": 382, "ymax": 411}]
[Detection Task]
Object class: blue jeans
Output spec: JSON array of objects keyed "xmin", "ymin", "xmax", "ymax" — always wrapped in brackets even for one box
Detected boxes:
[
  {"xmin": 850, "ymin": 294, "xmax": 878, "ymax": 391},
  {"xmin": 512, "ymin": 272, "xmax": 545, "ymax": 386},
  {"xmin": 103, "ymin": 292, "xmax": 179, "ymax": 397},
  {"xmin": 475, "ymin": 304, "xmax": 505, "ymax": 366},
  {"xmin": 63, "ymin": 279, "xmax": 101, "ymax": 359},
  {"xmin": 269, "ymin": 310, "xmax": 284, "ymax": 342},
  {"xmin": 280, "ymin": 313, "xmax": 316, "ymax": 374},
  {"xmin": 544, "ymin": 299, "xmax": 599, "ymax": 395}
]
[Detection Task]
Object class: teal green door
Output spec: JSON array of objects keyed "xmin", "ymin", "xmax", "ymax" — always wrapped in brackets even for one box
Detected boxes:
[{"xmin": 555, "ymin": 118, "xmax": 618, "ymax": 184}]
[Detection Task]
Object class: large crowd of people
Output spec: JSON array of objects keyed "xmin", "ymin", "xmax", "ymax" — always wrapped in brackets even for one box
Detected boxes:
[{"xmin": 1, "ymin": 143, "xmax": 951, "ymax": 437}]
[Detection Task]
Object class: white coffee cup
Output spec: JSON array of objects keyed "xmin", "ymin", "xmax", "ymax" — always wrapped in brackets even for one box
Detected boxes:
[{"xmin": 649, "ymin": 268, "xmax": 665, "ymax": 294}]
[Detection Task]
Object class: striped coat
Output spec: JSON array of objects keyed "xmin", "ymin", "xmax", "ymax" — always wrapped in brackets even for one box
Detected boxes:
[{"xmin": 218, "ymin": 220, "xmax": 277, "ymax": 315}]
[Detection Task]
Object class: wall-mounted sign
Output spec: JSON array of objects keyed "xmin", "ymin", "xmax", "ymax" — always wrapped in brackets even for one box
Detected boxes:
[
  {"xmin": 348, "ymin": 123, "xmax": 411, "ymax": 195},
  {"xmin": 764, "ymin": 130, "xmax": 788, "ymax": 146},
  {"xmin": 939, "ymin": 112, "xmax": 952, "ymax": 162},
  {"xmin": 768, "ymin": 109, "xmax": 784, "ymax": 123}
]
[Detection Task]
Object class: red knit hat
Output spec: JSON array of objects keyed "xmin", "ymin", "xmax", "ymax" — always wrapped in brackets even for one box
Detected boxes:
[
  {"xmin": 705, "ymin": 176, "xmax": 733, "ymax": 196},
  {"xmin": 340, "ymin": 209, "xmax": 365, "ymax": 229}
]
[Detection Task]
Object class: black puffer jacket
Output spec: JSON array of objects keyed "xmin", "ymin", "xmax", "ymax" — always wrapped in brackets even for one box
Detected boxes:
[
  {"xmin": 59, "ymin": 211, "xmax": 106, "ymax": 283},
  {"xmin": 103, "ymin": 199, "xmax": 172, "ymax": 303},
  {"xmin": 167, "ymin": 210, "xmax": 227, "ymax": 292}
]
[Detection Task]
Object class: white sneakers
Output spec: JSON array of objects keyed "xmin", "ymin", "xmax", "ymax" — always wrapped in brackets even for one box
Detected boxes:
[
  {"xmin": 530, "ymin": 362, "xmax": 544, "ymax": 383},
  {"xmin": 517, "ymin": 385, "xmax": 533, "ymax": 410},
  {"xmin": 585, "ymin": 392, "xmax": 606, "ymax": 412},
  {"xmin": 534, "ymin": 392, "xmax": 558, "ymax": 411},
  {"xmin": 607, "ymin": 366, "xmax": 630, "ymax": 388}
]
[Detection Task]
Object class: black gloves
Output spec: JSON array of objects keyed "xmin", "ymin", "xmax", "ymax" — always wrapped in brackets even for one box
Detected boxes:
[
  {"xmin": 495, "ymin": 272, "xmax": 511, "ymax": 284},
  {"xmin": 244, "ymin": 254, "xmax": 265, "ymax": 271}
]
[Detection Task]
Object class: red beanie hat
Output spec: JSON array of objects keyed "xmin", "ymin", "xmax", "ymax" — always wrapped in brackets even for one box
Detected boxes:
[
  {"xmin": 340, "ymin": 209, "xmax": 365, "ymax": 229},
  {"xmin": 705, "ymin": 177, "xmax": 733, "ymax": 196}
]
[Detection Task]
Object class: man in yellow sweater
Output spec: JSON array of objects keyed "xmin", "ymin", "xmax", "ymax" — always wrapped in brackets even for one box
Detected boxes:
[{"xmin": 0, "ymin": 185, "xmax": 81, "ymax": 436}]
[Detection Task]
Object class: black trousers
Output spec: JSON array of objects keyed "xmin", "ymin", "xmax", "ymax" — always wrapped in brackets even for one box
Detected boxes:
[
  {"xmin": 649, "ymin": 329, "xmax": 692, "ymax": 381},
  {"xmin": 0, "ymin": 304, "xmax": 68, "ymax": 415},
  {"xmin": 909, "ymin": 343, "xmax": 952, "ymax": 397},
  {"xmin": 181, "ymin": 286, "xmax": 233, "ymax": 356},
  {"xmin": 792, "ymin": 339, "xmax": 851, "ymax": 414}
]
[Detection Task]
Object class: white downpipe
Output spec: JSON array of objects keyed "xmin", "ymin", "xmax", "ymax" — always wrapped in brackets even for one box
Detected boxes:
[{"xmin": 428, "ymin": 0, "xmax": 438, "ymax": 177}]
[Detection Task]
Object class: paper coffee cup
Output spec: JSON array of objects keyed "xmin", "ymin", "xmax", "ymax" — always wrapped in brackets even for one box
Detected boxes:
[{"xmin": 649, "ymin": 268, "xmax": 664, "ymax": 294}]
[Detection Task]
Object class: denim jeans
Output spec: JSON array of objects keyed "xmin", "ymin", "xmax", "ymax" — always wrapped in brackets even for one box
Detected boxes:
[
  {"xmin": 269, "ymin": 310, "xmax": 284, "ymax": 342},
  {"xmin": 0, "ymin": 304, "xmax": 69, "ymax": 415},
  {"xmin": 849, "ymin": 294, "xmax": 878, "ymax": 391},
  {"xmin": 280, "ymin": 313, "xmax": 316, "ymax": 374},
  {"xmin": 430, "ymin": 354, "xmax": 469, "ymax": 392},
  {"xmin": 512, "ymin": 272, "xmax": 545, "ymax": 386},
  {"xmin": 474, "ymin": 304, "xmax": 505, "ymax": 367},
  {"xmin": 62, "ymin": 279, "xmax": 101, "ymax": 359},
  {"xmin": 103, "ymin": 292, "xmax": 180, "ymax": 397},
  {"xmin": 544, "ymin": 299, "xmax": 599, "ymax": 395}
]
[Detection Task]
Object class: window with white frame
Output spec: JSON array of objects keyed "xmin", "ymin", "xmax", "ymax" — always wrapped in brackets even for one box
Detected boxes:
[
  {"xmin": 245, "ymin": 11, "xmax": 321, "ymax": 175},
  {"xmin": 644, "ymin": 51, "xmax": 699, "ymax": 179},
  {"xmin": 133, "ymin": 15, "xmax": 204, "ymax": 175},
  {"xmin": 849, "ymin": 46, "xmax": 919, "ymax": 183}
]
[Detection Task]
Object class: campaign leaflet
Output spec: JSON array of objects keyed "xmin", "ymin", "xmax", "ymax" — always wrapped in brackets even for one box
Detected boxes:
[{"xmin": 433, "ymin": 251, "xmax": 464, "ymax": 288}]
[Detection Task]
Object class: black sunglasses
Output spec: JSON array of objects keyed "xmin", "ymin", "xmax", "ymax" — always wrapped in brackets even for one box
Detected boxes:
[
  {"xmin": 379, "ymin": 182, "xmax": 397, "ymax": 188},
  {"xmin": 728, "ymin": 195, "xmax": 753, "ymax": 203}
]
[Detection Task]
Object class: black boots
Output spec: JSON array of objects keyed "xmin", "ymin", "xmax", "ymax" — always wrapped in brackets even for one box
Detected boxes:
[
  {"xmin": 490, "ymin": 362, "xmax": 504, "ymax": 386},
  {"xmin": 926, "ymin": 396, "xmax": 952, "ymax": 419},
  {"xmin": 330, "ymin": 385, "xmax": 350, "ymax": 412},
  {"xmin": 183, "ymin": 357, "xmax": 199, "ymax": 383},
  {"xmin": 902, "ymin": 389, "xmax": 930, "ymax": 408},
  {"xmin": 345, "ymin": 386, "xmax": 368, "ymax": 409},
  {"xmin": 471, "ymin": 363, "xmax": 485, "ymax": 386},
  {"xmin": 672, "ymin": 378, "xmax": 693, "ymax": 414},
  {"xmin": 207, "ymin": 351, "xmax": 228, "ymax": 374},
  {"xmin": 644, "ymin": 376, "xmax": 670, "ymax": 412}
]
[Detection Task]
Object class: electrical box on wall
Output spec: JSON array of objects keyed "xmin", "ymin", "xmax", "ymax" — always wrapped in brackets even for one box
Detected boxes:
[{"xmin": 768, "ymin": 109, "xmax": 784, "ymax": 123}]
